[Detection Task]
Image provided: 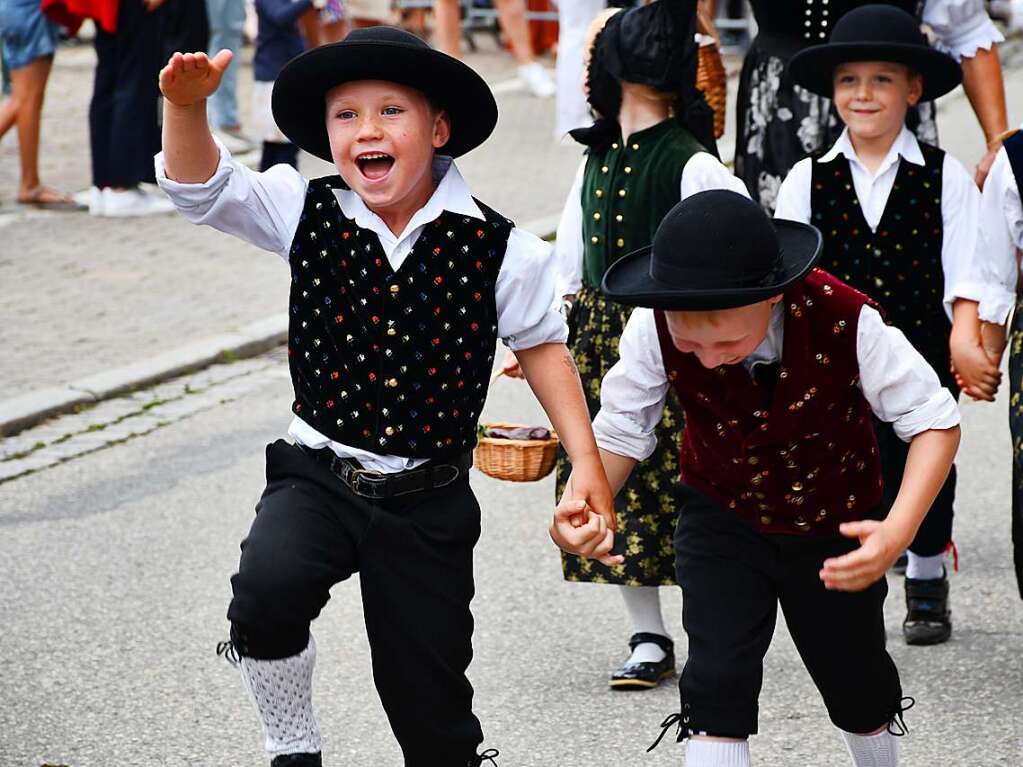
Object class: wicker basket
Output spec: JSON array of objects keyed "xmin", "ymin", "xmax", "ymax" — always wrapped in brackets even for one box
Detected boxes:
[
  {"xmin": 474, "ymin": 422, "xmax": 560, "ymax": 482},
  {"xmin": 696, "ymin": 41, "xmax": 727, "ymax": 139}
]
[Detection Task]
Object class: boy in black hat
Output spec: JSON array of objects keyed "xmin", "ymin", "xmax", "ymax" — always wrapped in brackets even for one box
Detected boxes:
[
  {"xmin": 775, "ymin": 3, "xmax": 994, "ymax": 646},
  {"xmin": 552, "ymin": 189, "xmax": 961, "ymax": 766},
  {"xmin": 155, "ymin": 32, "xmax": 616, "ymax": 767}
]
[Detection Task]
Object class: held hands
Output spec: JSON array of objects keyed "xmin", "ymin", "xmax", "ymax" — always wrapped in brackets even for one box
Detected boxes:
[
  {"xmin": 820, "ymin": 519, "xmax": 908, "ymax": 591},
  {"xmin": 950, "ymin": 323, "xmax": 1002, "ymax": 401},
  {"xmin": 550, "ymin": 462, "xmax": 622, "ymax": 567},
  {"xmin": 159, "ymin": 50, "xmax": 234, "ymax": 107}
]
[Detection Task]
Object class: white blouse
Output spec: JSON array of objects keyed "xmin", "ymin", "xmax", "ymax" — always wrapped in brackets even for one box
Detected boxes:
[
  {"xmin": 923, "ymin": 0, "xmax": 1005, "ymax": 61},
  {"xmin": 976, "ymin": 133, "xmax": 1023, "ymax": 325}
]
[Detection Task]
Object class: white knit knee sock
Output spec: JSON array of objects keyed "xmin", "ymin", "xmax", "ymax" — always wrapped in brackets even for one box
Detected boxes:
[
  {"xmin": 840, "ymin": 729, "xmax": 898, "ymax": 767},
  {"xmin": 685, "ymin": 738, "xmax": 751, "ymax": 766},
  {"xmin": 905, "ymin": 551, "xmax": 944, "ymax": 580},
  {"xmin": 619, "ymin": 585, "xmax": 668, "ymax": 663},
  {"xmin": 239, "ymin": 634, "xmax": 322, "ymax": 757}
]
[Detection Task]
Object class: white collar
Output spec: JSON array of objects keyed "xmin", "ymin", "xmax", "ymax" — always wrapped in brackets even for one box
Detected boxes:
[
  {"xmin": 743, "ymin": 303, "xmax": 785, "ymax": 371},
  {"xmin": 332, "ymin": 155, "xmax": 484, "ymax": 240},
  {"xmin": 819, "ymin": 126, "xmax": 925, "ymax": 177}
]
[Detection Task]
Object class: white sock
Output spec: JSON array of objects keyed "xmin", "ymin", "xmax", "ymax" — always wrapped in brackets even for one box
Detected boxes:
[
  {"xmin": 685, "ymin": 738, "xmax": 751, "ymax": 767},
  {"xmin": 619, "ymin": 585, "xmax": 668, "ymax": 663},
  {"xmin": 239, "ymin": 634, "xmax": 322, "ymax": 757},
  {"xmin": 906, "ymin": 551, "xmax": 945, "ymax": 580},
  {"xmin": 840, "ymin": 729, "xmax": 898, "ymax": 767}
]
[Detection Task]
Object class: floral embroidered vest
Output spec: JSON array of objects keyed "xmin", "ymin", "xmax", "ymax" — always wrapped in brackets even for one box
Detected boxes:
[
  {"xmin": 286, "ymin": 176, "xmax": 512, "ymax": 459},
  {"xmin": 655, "ymin": 269, "xmax": 883, "ymax": 536}
]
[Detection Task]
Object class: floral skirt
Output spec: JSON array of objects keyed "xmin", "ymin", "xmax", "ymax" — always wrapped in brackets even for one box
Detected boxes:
[
  {"xmin": 1007, "ymin": 299, "xmax": 1023, "ymax": 600},
  {"xmin": 558, "ymin": 286, "xmax": 683, "ymax": 586},
  {"xmin": 734, "ymin": 37, "xmax": 938, "ymax": 214}
]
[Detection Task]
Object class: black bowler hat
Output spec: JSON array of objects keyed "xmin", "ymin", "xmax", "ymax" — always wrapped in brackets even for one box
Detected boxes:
[
  {"xmin": 601, "ymin": 190, "xmax": 822, "ymax": 311},
  {"xmin": 788, "ymin": 5, "xmax": 961, "ymax": 102},
  {"xmin": 272, "ymin": 27, "xmax": 497, "ymax": 162}
]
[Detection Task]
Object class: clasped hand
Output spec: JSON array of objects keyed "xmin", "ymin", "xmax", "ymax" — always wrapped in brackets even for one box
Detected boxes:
[{"xmin": 549, "ymin": 465, "xmax": 623, "ymax": 567}]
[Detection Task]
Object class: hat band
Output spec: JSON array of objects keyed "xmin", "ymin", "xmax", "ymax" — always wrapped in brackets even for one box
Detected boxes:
[{"xmin": 650, "ymin": 252, "xmax": 785, "ymax": 291}]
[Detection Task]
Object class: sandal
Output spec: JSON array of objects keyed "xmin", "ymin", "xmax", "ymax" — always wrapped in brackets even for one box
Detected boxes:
[{"xmin": 16, "ymin": 185, "xmax": 88, "ymax": 211}]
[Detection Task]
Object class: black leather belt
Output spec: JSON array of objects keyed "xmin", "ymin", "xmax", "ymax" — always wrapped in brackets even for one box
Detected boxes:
[{"xmin": 303, "ymin": 445, "xmax": 472, "ymax": 499}]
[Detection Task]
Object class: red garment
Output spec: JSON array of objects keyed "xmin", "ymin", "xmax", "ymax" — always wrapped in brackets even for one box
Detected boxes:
[
  {"xmin": 655, "ymin": 269, "xmax": 883, "ymax": 536},
  {"xmin": 42, "ymin": 0, "xmax": 119, "ymax": 35}
]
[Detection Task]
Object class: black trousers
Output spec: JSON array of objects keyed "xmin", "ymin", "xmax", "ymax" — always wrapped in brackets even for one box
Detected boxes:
[
  {"xmin": 228, "ymin": 440, "xmax": 484, "ymax": 765},
  {"xmin": 873, "ymin": 362, "xmax": 960, "ymax": 559},
  {"xmin": 89, "ymin": 0, "xmax": 164, "ymax": 188},
  {"xmin": 674, "ymin": 486, "xmax": 902, "ymax": 739}
]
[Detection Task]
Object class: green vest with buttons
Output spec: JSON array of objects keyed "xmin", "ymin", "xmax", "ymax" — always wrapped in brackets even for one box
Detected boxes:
[{"xmin": 581, "ymin": 119, "xmax": 706, "ymax": 290}]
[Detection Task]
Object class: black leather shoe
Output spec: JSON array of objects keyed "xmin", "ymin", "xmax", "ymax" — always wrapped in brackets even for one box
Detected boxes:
[
  {"xmin": 903, "ymin": 572, "xmax": 952, "ymax": 645},
  {"xmin": 610, "ymin": 632, "xmax": 675, "ymax": 690},
  {"xmin": 271, "ymin": 754, "xmax": 322, "ymax": 767}
]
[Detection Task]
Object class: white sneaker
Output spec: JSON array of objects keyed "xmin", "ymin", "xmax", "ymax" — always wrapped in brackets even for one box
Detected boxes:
[
  {"xmin": 97, "ymin": 186, "xmax": 176, "ymax": 217},
  {"xmin": 77, "ymin": 186, "xmax": 106, "ymax": 215},
  {"xmin": 214, "ymin": 128, "xmax": 256, "ymax": 155},
  {"xmin": 518, "ymin": 62, "xmax": 557, "ymax": 98}
]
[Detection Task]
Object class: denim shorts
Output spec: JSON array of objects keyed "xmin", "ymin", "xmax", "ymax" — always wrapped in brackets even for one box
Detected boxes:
[{"xmin": 0, "ymin": 0, "xmax": 60, "ymax": 70}]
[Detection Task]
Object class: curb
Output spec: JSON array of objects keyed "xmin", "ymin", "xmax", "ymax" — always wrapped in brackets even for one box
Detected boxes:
[{"xmin": 0, "ymin": 216, "xmax": 561, "ymax": 439}]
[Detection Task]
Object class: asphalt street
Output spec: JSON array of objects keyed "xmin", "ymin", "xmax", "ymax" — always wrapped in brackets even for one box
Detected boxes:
[{"xmin": 0, "ymin": 349, "xmax": 1021, "ymax": 767}]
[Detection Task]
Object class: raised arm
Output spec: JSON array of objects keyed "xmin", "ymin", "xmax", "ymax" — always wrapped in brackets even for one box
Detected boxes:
[{"xmin": 159, "ymin": 50, "xmax": 233, "ymax": 183}]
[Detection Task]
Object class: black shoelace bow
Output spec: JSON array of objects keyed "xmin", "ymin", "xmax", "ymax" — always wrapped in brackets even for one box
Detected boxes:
[
  {"xmin": 647, "ymin": 712, "xmax": 684, "ymax": 752},
  {"xmin": 470, "ymin": 748, "xmax": 499, "ymax": 766},
  {"xmin": 887, "ymin": 697, "xmax": 915, "ymax": 736},
  {"xmin": 216, "ymin": 639, "xmax": 240, "ymax": 667}
]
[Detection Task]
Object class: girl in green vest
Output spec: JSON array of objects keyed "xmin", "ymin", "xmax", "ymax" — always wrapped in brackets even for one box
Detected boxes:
[{"xmin": 505, "ymin": 0, "xmax": 747, "ymax": 689}]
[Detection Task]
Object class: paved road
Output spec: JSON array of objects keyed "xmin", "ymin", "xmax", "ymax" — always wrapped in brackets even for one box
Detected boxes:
[{"xmin": 0, "ymin": 346, "xmax": 1021, "ymax": 766}]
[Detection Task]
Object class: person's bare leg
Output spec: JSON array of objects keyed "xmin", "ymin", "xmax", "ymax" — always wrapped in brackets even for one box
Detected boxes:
[
  {"xmin": 494, "ymin": 0, "xmax": 535, "ymax": 64},
  {"xmin": 0, "ymin": 85, "xmax": 21, "ymax": 139},
  {"xmin": 321, "ymin": 18, "xmax": 350, "ymax": 43},
  {"xmin": 10, "ymin": 55, "xmax": 54, "ymax": 196},
  {"xmin": 432, "ymin": 0, "xmax": 462, "ymax": 57},
  {"xmin": 299, "ymin": 7, "xmax": 322, "ymax": 47}
]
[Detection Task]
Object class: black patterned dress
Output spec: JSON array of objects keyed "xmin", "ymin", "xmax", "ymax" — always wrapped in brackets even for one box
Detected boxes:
[
  {"xmin": 558, "ymin": 120, "xmax": 705, "ymax": 586},
  {"xmin": 1003, "ymin": 131, "xmax": 1023, "ymax": 599},
  {"xmin": 735, "ymin": 0, "xmax": 937, "ymax": 213}
]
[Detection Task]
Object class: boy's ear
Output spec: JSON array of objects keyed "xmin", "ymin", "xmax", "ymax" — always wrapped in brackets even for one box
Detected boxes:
[
  {"xmin": 433, "ymin": 109, "xmax": 452, "ymax": 150},
  {"xmin": 906, "ymin": 70, "xmax": 924, "ymax": 107}
]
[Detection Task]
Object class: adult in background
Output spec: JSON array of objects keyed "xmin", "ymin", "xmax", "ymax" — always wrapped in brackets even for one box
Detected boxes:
[
  {"xmin": 205, "ymin": 0, "xmax": 253, "ymax": 153},
  {"xmin": 554, "ymin": 0, "xmax": 605, "ymax": 137},
  {"xmin": 735, "ymin": 0, "xmax": 1009, "ymax": 213},
  {"xmin": 0, "ymin": 0, "xmax": 84, "ymax": 209},
  {"xmin": 433, "ymin": 0, "xmax": 557, "ymax": 97},
  {"xmin": 88, "ymin": 0, "xmax": 175, "ymax": 216}
]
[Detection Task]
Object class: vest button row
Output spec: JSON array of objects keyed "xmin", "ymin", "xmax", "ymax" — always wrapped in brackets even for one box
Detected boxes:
[{"xmin": 389, "ymin": 284, "xmax": 400, "ymax": 294}]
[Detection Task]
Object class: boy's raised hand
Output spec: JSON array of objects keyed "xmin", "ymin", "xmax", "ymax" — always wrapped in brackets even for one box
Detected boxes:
[
  {"xmin": 160, "ymin": 50, "xmax": 234, "ymax": 107},
  {"xmin": 820, "ymin": 519, "xmax": 906, "ymax": 591}
]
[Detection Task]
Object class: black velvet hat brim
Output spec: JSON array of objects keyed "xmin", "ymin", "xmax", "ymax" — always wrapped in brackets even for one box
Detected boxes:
[
  {"xmin": 788, "ymin": 43, "xmax": 962, "ymax": 102},
  {"xmin": 272, "ymin": 38, "xmax": 497, "ymax": 162},
  {"xmin": 601, "ymin": 219, "xmax": 822, "ymax": 310}
]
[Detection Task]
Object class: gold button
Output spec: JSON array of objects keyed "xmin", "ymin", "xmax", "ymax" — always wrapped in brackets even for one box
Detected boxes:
[
  {"xmin": 624, "ymin": 166, "xmax": 632, "ymax": 174},
  {"xmin": 616, "ymin": 238, "xmax": 625, "ymax": 247},
  {"xmin": 389, "ymin": 284, "xmax": 400, "ymax": 293},
  {"xmin": 593, "ymin": 212, "xmax": 601, "ymax": 221},
  {"xmin": 792, "ymin": 481, "xmax": 804, "ymax": 492},
  {"xmin": 601, "ymin": 165, "xmax": 609, "ymax": 173},
  {"xmin": 748, "ymin": 456, "xmax": 759, "ymax": 465},
  {"xmin": 595, "ymin": 189, "xmax": 604, "ymax": 198},
  {"xmin": 760, "ymin": 515, "xmax": 772, "ymax": 525},
  {"xmin": 387, "ymin": 328, "xmax": 396, "ymax": 336},
  {"xmin": 795, "ymin": 517, "xmax": 810, "ymax": 530},
  {"xmin": 388, "ymin": 378, "xmax": 398, "ymax": 388},
  {"xmin": 385, "ymin": 426, "xmax": 395, "ymax": 436},
  {"xmin": 615, "ymin": 214, "xmax": 623, "ymax": 223},
  {"xmin": 591, "ymin": 236, "xmax": 599, "ymax": 244},
  {"xmin": 618, "ymin": 189, "xmax": 626, "ymax": 198},
  {"xmin": 631, "ymin": 143, "xmax": 639, "ymax": 150}
]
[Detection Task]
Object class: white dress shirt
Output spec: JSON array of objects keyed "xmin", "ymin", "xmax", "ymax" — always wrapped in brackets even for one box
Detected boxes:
[
  {"xmin": 975, "ymin": 133, "xmax": 1023, "ymax": 324},
  {"xmin": 773, "ymin": 126, "xmax": 984, "ymax": 320},
  {"xmin": 593, "ymin": 304, "xmax": 961, "ymax": 462},
  {"xmin": 155, "ymin": 141, "xmax": 567, "ymax": 472},
  {"xmin": 553, "ymin": 151, "xmax": 751, "ymax": 297},
  {"xmin": 922, "ymin": 0, "xmax": 1005, "ymax": 61}
]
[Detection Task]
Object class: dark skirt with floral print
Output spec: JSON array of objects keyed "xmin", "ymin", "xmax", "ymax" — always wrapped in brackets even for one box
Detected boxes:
[
  {"xmin": 558, "ymin": 286, "xmax": 683, "ymax": 586},
  {"xmin": 1008, "ymin": 298, "xmax": 1023, "ymax": 600},
  {"xmin": 734, "ymin": 37, "xmax": 938, "ymax": 214}
]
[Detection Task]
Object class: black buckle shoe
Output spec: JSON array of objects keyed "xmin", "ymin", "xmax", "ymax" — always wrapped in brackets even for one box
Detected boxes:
[
  {"xmin": 271, "ymin": 754, "xmax": 321, "ymax": 767},
  {"xmin": 903, "ymin": 572, "xmax": 951, "ymax": 646},
  {"xmin": 610, "ymin": 632, "xmax": 675, "ymax": 690}
]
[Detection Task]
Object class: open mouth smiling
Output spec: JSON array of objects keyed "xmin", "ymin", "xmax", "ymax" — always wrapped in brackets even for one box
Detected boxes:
[{"xmin": 355, "ymin": 152, "xmax": 395, "ymax": 181}]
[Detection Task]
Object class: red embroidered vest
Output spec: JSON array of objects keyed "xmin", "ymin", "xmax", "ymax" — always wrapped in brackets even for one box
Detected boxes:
[{"xmin": 654, "ymin": 269, "xmax": 883, "ymax": 536}]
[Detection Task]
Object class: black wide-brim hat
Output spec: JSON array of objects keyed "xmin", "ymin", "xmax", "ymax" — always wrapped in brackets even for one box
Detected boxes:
[
  {"xmin": 272, "ymin": 26, "xmax": 497, "ymax": 162},
  {"xmin": 602, "ymin": 190, "xmax": 822, "ymax": 311},
  {"xmin": 788, "ymin": 5, "xmax": 961, "ymax": 102}
]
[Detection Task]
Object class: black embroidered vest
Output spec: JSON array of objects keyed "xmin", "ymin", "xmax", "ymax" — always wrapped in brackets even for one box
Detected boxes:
[
  {"xmin": 811, "ymin": 142, "xmax": 949, "ymax": 376},
  {"xmin": 287, "ymin": 176, "xmax": 513, "ymax": 458}
]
